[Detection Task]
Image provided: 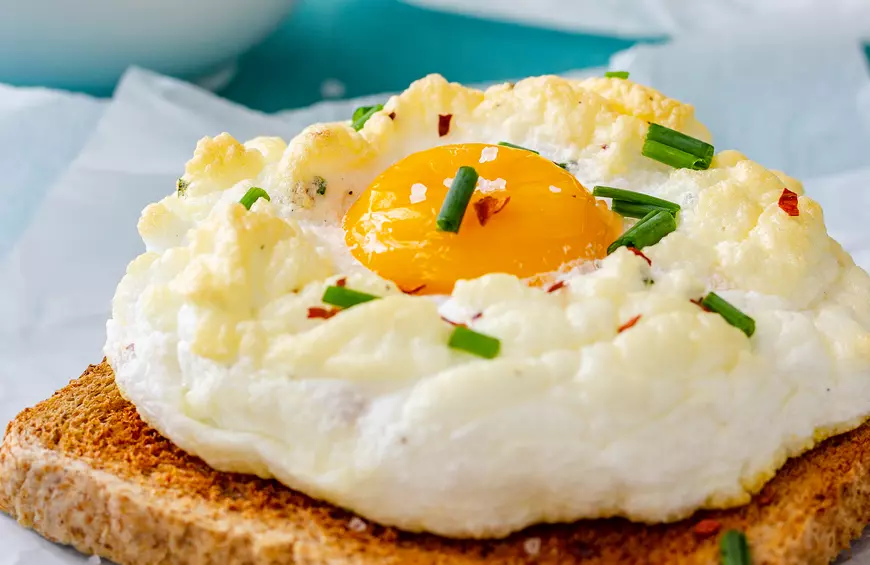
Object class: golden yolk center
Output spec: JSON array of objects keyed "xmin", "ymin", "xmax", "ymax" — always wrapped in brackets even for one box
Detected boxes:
[{"xmin": 342, "ymin": 143, "xmax": 621, "ymax": 294}]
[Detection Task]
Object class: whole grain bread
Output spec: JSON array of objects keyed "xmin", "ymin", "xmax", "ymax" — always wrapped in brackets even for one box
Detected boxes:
[{"xmin": 1, "ymin": 361, "xmax": 869, "ymax": 565}]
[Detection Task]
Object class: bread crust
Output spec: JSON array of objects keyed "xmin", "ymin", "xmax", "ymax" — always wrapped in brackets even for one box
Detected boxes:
[{"xmin": 2, "ymin": 361, "xmax": 870, "ymax": 564}]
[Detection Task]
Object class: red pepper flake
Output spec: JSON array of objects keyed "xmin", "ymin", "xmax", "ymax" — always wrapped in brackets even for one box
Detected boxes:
[
  {"xmin": 125, "ymin": 343, "xmax": 135, "ymax": 352},
  {"xmin": 402, "ymin": 284, "xmax": 427, "ymax": 295},
  {"xmin": 388, "ymin": 112, "xmax": 396, "ymax": 120},
  {"xmin": 308, "ymin": 307, "xmax": 340, "ymax": 320},
  {"xmin": 691, "ymin": 298, "xmax": 711, "ymax": 312},
  {"xmin": 757, "ymin": 491, "xmax": 774, "ymax": 505},
  {"xmin": 471, "ymin": 312, "xmax": 483, "ymax": 321},
  {"xmin": 438, "ymin": 114, "xmax": 452, "ymax": 137},
  {"xmin": 473, "ymin": 196, "xmax": 511, "ymax": 226},
  {"xmin": 336, "ymin": 278, "xmax": 347, "ymax": 287},
  {"xmin": 692, "ymin": 519, "xmax": 721, "ymax": 538},
  {"xmin": 627, "ymin": 246, "xmax": 652, "ymax": 266},
  {"xmin": 778, "ymin": 188, "xmax": 799, "ymax": 217},
  {"xmin": 547, "ymin": 281, "xmax": 566, "ymax": 293},
  {"xmin": 601, "ymin": 144, "xmax": 609, "ymax": 151},
  {"xmin": 618, "ymin": 314, "xmax": 642, "ymax": 333},
  {"xmin": 440, "ymin": 316, "xmax": 466, "ymax": 328}
]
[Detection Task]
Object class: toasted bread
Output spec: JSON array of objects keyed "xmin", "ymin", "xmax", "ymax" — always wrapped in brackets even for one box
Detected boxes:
[{"xmin": 1, "ymin": 361, "xmax": 869, "ymax": 565}]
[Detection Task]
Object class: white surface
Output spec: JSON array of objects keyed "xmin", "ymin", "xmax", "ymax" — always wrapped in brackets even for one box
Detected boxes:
[
  {"xmin": 0, "ymin": 0, "xmax": 295, "ymax": 90},
  {"xmin": 0, "ymin": 16, "xmax": 869, "ymax": 560},
  {"xmin": 0, "ymin": 85, "xmax": 105, "ymax": 258},
  {"xmin": 402, "ymin": 0, "xmax": 870, "ymax": 38}
]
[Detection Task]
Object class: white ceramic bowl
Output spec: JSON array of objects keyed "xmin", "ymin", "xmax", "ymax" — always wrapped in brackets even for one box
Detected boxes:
[{"xmin": 0, "ymin": 0, "xmax": 296, "ymax": 92}]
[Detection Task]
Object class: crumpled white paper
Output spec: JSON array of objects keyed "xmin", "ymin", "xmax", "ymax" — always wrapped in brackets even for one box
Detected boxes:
[
  {"xmin": 2, "ymin": 20, "xmax": 870, "ymax": 565},
  {"xmin": 0, "ymin": 85, "xmax": 105, "ymax": 258},
  {"xmin": 402, "ymin": 0, "xmax": 870, "ymax": 39},
  {"xmin": 610, "ymin": 13, "xmax": 870, "ymax": 180}
]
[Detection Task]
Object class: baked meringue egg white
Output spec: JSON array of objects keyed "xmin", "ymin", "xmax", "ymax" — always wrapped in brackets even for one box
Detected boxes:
[{"xmin": 105, "ymin": 74, "xmax": 870, "ymax": 539}]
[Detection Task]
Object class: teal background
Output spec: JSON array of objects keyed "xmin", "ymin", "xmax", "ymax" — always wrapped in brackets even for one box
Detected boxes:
[{"xmin": 219, "ymin": 0, "xmax": 643, "ymax": 112}]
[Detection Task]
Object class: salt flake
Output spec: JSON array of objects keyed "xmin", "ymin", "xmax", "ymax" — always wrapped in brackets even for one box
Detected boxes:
[
  {"xmin": 523, "ymin": 537, "xmax": 542, "ymax": 556},
  {"xmin": 479, "ymin": 146, "xmax": 498, "ymax": 163},
  {"xmin": 348, "ymin": 517, "xmax": 368, "ymax": 532},
  {"xmin": 410, "ymin": 183, "xmax": 428, "ymax": 204},
  {"xmin": 549, "ymin": 186, "xmax": 562, "ymax": 193},
  {"xmin": 478, "ymin": 177, "xmax": 507, "ymax": 194}
]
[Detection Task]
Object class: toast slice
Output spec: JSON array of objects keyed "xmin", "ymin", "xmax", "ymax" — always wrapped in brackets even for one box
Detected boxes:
[{"xmin": 1, "ymin": 361, "xmax": 869, "ymax": 565}]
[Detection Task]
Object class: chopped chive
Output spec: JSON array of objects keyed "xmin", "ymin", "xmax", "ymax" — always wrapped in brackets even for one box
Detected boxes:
[
  {"xmin": 351, "ymin": 104, "xmax": 384, "ymax": 131},
  {"xmin": 322, "ymin": 286, "xmax": 379, "ymax": 309},
  {"xmin": 720, "ymin": 530, "xmax": 751, "ymax": 565},
  {"xmin": 701, "ymin": 292, "xmax": 756, "ymax": 338},
  {"xmin": 607, "ymin": 209, "xmax": 677, "ymax": 255},
  {"xmin": 498, "ymin": 141, "xmax": 539, "ymax": 155},
  {"xmin": 437, "ymin": 166, "xmax": 479, "ymax": 233},
  {"xmin": 605, "ymin": 71, "xmax": 630, "ymax": 79},
  {"xmin": 592, "ymin": 186, "xmax": 680, "ymax": 213},
  {"xmin": 647, "ymin": 123, "xmax": 713, "ymax": 159},
  {"xmin": 176, "ymin": 178, "xmax": 189, "ymax": 197},
  {"xmin": 498, "ymin": 141, "xmax": 568, "ymax": 170},
  {"xmin": 643, "ymin": 139, "xmax": 710, "ymax": 170},
  {"xmin": 448, "ymin": 326, "xmax": 501, "ymax": 359},
  {"xmin": 240, "ymin": 187, "xmax": 270, "ymax": 210},
  {"xmin": 643, "ymin": 123, "xmax": 714, "ymax": 170},
  {"xmin": 314, "ymin": 176, "xmax": 327, "ymax": 196},
  {"xmin": 611, "ymin": 201, "xmax": 676, "ymax": 219}
]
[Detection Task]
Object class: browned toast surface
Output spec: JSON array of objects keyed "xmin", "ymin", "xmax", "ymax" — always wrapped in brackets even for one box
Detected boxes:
[{"xmin": 2, "ymin": 361, "xmax": 870, "ymax": 565}]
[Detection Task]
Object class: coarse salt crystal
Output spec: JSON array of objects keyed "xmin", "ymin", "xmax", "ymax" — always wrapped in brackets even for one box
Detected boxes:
[
  {"xmin": 410, "ymin": 183, "xmax": 428, "ymax": 204},
  {"xmin": 549, "ymin": 186, "xmax": 562, "ymax": 193},
  {"xmin": 478, "ymin": 177, "xmax": 507, "ymax": 194},
  {"xmin": 348, "ymin": 517, "xmax": 368, "ymax": 532},
  {"xmin": 88, "ymin": 556, "xmax": 102, "ymax": 565},
  {"xmin": 443, "ymin": 177, "xmax": 453, "ymax": 188},
  {"xmin": 523, "ymin": 537, "xmax": 542, "ymax": 555},
  {"xmin": 479, "ymin": 146, "xmax": 498, "ymax": 163}
]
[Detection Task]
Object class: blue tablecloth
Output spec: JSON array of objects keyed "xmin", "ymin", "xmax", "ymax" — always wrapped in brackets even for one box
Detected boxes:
[{"xmin": 220, "ymin": 0, "xmax": 641, "ymax": 112}]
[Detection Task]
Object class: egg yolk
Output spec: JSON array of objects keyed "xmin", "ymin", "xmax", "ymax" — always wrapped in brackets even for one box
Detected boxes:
[{"xmin": 343, "ymin": 143, "xmax": 622, "ymax": 294}]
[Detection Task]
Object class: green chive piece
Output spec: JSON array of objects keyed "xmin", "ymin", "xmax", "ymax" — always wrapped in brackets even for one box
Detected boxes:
[
  {"xmin": 498, "ymin": 141, "xmax": 539, "ymax": 155},
  {"xmin": 607, "ymin": 209, "xmax": 677, "ymax": 255},
  {"xmin": 322, "ymin": 286, "xmax": 379, "ymax": 309},
  {"xmin": 611, "ymin": 201, "xmax": 675, "ymax": 219},
  {"xmin": 498, "ymin": 141, "xmax": 568, "ymax": 169},
  {"xmin": 592, "ymin": 186, "xmax": 681, "ymax": 213},
  {"xmin": 176, "ymin": 178, "xmax": 189, "ymax": 197},
  {"xmin": 605, "ymin": 71, "xmax": 630, "ymax": 79},
  {"xmin": 240, "ymin": 187, "xmax": 270, "ymax": 210},
  {"xmin": 643, "ymin": 123, "xmax": 714, "ymax": 170},
  {"xmin": 720, "ymin": 530, "xmax": 751, "ymax": 565},
  {"xmin": 701, "ymin": 292, "xmax": 756, "ymax": 338},
  {"xmin": 448, "ymin": 326, "xmax": 501, "ymax": 359},
  {"xmin": 643, "ymin": 139, "xmax": 710, "ymax": 170},
  {"xmin": 314, "ymin": 176, "xmax": 327, "ymax": 196},
  {"xmin": 351, "ymin": 104, "xmax": 384, "ymax": 131},
  {"xmin": 437, "ymin": 166, "xmax": 479, "ymax": 233}
]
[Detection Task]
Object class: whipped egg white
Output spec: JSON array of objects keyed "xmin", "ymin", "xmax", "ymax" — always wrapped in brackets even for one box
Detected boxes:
[{"xmin": 105, "ymin": 74, "xmax": 870, "ymax": 538}]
